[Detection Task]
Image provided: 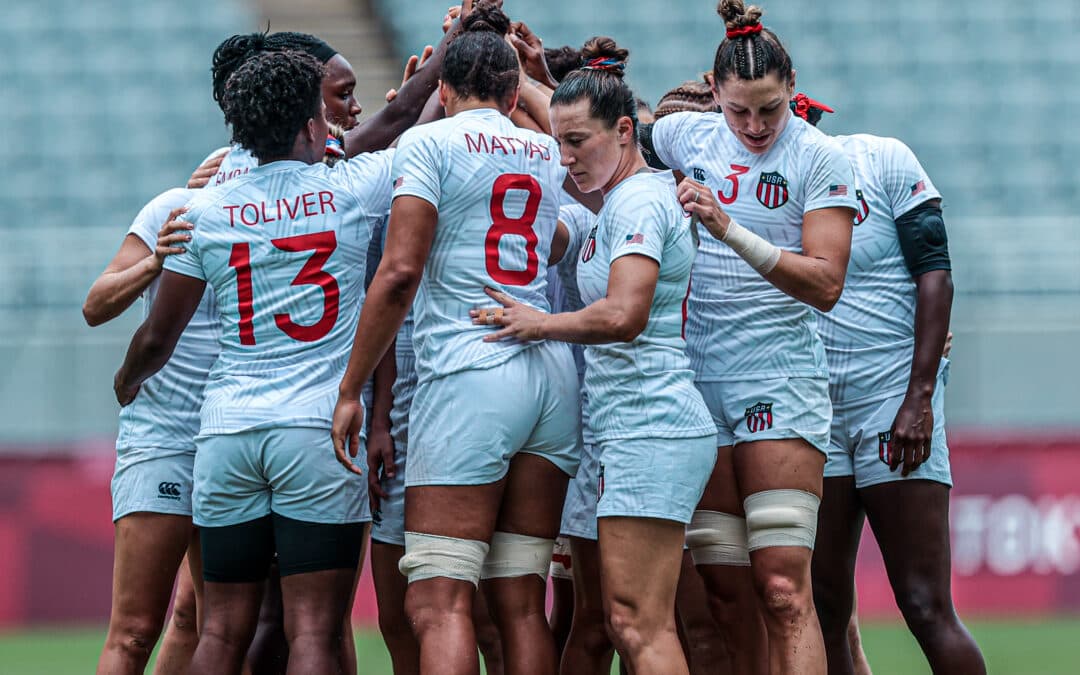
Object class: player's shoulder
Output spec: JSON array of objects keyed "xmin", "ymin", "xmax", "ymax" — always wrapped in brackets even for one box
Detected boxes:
[
  {"xmin": 399, "ymin": 116, "xmax": 460, "ymax": 147},
  {"xmin": 607, "ymin": 171, "xmax": 677, "ymax": 213},
  {"xmin": 559, "ymin": 202, "xmax": 595, "ymax": 234},
  {"xmin": 657, "ymin": 110, "xmax": 724, "ymax": 135}
]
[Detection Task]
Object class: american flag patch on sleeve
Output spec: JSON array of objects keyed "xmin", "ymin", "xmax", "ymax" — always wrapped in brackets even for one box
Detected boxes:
[
  {"xmin": 828, "ymin": 184, "xmax": 848, "ymax": 196},
  {"xmin": 910, "ymin": 180, "xmax": 926, "ymax": 196},
  {"xmin": 393, "ymin": 176, "xmax": 404, "ymax": 190},
  {"xmin": 623, "ymin": 233, "xmax": 645, "ymax": 246}
]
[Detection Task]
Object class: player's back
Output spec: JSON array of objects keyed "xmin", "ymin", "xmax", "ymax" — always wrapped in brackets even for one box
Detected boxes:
[
  {"xmin": 166, "ymin": 153, "xmax": 393, "ymax": 434},
  {"xmin": 392, "ymin": 108, "xmax": 566, "ymax": 383},
  {"xmin": 820, "ymin": 133, "xmax": 943, "ymax": 402}
]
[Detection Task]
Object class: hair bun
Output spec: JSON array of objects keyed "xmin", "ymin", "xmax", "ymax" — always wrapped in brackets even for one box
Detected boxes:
[
  {"xmin": 717, "ymin": 0, "xmax": 764, "ymax": 31},
  {"xmin": 580, "ymin": 36, "xmax": 629, "ymax": 77},
  {"xmin": 461, "ymin": 0, "xmax": 512, "ymax": 35}
]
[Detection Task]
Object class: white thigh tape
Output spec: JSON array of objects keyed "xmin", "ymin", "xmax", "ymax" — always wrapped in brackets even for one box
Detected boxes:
[
  {"xmin": 398, "ymin": 531, "xmax": 489, "ymax": 586},
  {"xmin": 743, "ymin": 489, "xmax": 820, "ymax": 551},
  {"xmin": 481, "ymin": 531, "xmax": 555, "ymax": 580},
  {"xmin": 686, "ymin": 510, "xmax": 751, "ymax": 566}
]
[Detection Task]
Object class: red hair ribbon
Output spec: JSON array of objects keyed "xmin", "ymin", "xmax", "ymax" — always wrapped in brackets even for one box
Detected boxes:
[
  {"xmin": 726, "ymin": 23, "xmax": 763, "ymax": 39},
  {"xmin": 791, "ymin": 93, "xmax": 835, "ymax": 121}
]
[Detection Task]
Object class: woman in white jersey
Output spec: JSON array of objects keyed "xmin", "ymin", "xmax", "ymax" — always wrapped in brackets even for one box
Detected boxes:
[
  {"xmin": 474, "ymin": 38, "xmax": 717, "ymax": 675},
  {"xmin": 84, "ymin": 192, "xmax": 212, "ymax": 675},
  {"xmin": 114, "ymin": 51, "xmax": 393, "ymax": 674},
  {"xmin": 332, "ymin": 5, "xmax": 583, "ymax": 674},
  {"xmin": 640, "ymin": 3, "xmax": 857, "ymax": 673},
  {"xmin": 790, "ymin": 98, "xmax": 986, "ymax": 675}
]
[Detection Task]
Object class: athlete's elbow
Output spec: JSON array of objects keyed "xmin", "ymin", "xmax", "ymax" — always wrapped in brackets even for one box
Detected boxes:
[
  {"xmin": 379, "ymin": 264, "xmax": 422, "ymax": 303},
  {"xmin": 813, "ymin": 285, "xmax": 843, "ymax": 312},
  {"xmin": 82, "ymin": 298, "xmax": 107, "ymax": 327},
  {"xmin": 607, "ymin": 312, "xmax": 647, "ymax": 343}
]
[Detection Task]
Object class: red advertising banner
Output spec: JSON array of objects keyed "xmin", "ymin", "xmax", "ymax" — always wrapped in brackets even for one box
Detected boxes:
[{"xmin": 1, "ymin": 432, "xmax": 1078, "ymax": 627}]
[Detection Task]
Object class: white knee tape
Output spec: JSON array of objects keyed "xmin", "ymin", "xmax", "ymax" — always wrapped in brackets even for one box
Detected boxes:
[
  {"xmin": 399, "ymin": 532, "xmax": 490, "ymax": 586},
  {"xmin": 743, "ymin": 489, "xmax": 820, "ymax": 551},
  {"xmin": 481, "ymin": 531, "xmax": 556, "ymax": 581},
  {"xmin": 549, "ymin": 535, "xmax": 573, "ymax": 580},
  {"xmin": 686, "ymin": 510, "xmax": 751, "ymax": 566}
]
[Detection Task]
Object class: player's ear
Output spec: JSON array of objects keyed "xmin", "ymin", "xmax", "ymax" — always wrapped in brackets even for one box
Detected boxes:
[{"xmin": 617, "ymin": 115, "xmax": 635, "ymax": 145}]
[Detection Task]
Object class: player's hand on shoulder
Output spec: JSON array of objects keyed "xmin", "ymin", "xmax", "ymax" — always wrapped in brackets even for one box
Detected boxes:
[
  {"xmin": 331, "ymin": 397, "xmax": 366, "ymax": 476},
  {"xmin": 150, "ymin": 207, "xmax": 193, "ymax": 271},
  {"xmin": 677, "ymin": 176, "xmax": 731, "ymax": 240},
  {"xmin": 187, "ymin": 149, "xmax": 226, "ymax": 189},
  {"xmin": 471, "ymin": 287, "xmax": 547, "ymax": 342}
]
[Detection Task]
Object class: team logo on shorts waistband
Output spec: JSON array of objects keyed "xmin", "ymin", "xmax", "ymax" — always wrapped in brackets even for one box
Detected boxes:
[
  {"xmin": 756, "ymin": 172, "xmax": 789, "ymax": 209},
  {"xmin": 581, "ymin": 225, "xmax": 598, "ymax": 263},
  {"xmin": 744, "ymin": 402, "xmax": 774, "ymax": 433},
  {"xmin": 854, "ymin": 189, "xmax": 870, "ymax": 225},
  {"xmin": 157, "ymin": 482, "xmax": 182, "ymax": 500},
  {"xmin": 877, "ymin": 431, "xmax": 893, "ymax": 465}
]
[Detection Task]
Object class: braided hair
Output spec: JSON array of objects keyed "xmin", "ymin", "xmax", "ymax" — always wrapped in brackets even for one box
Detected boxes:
[
  {"xmin": 713, "ymin": 1, "xmax": 792, "ymax": 86},
  {"xmin": 212, "ymin": 30, "xmax": 337, "ymax": 108},
  {"xmin": 654, "ymin": 79, "xmax": 718, "ymax": 118},
  {"xmin": 441, "ymin": 1, "xmax": 519, "ymax": 105},
  {"xmin": 551, "ymin": 37, "xmax": 638, "ymax": 132},
  {"xmin": 222, "ymin": 50, "xmax": 325, "ymax": 161}
]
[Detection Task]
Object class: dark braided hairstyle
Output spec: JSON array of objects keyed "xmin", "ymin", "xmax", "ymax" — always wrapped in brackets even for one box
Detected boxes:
[
  {"xmin": 713, "ymin": 0, "xmax": 792, "ymax": 86},
  {"xmin": 654, "ymin": 79, "xmax": 718, "ymax": 118},
  {"xmin": 551, "ymin": 37, "xmax": 638, "ymax": 132},
  {"xmin": 441, "ymin": 1, "xmax": 519, "ymax": 105},
  {"xmin": 544, "ymin": 45, "xmax": 583, "ymax": 84},
  {"xmin": 222, "ymin": 51, "xmax": 325, "ymax": 161},
  {"xmin": 212, "ymin": 30, "xmax": 337, "ymax": 108}
]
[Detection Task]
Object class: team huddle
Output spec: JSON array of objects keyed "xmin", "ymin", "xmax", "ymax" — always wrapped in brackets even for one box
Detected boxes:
[{"xmin": 85, "ymin": 1, "xmax": 987, "ymax": 674}]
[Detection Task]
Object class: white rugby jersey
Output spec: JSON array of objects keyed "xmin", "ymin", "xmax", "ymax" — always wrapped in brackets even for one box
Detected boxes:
[
  {"xmin": 165, "ymin": 151, "xmax": 394, "ymax": 434},
  {"xmin": 817, "ymin": 134, "xmax": 943, "ymax": 403},
  {"xmin": 392, "ymin": 108, "xmax": 566, "ymax": 383},
  {"xmin": 116, "ymin": 188, "xmax": 220, "ymax": 451},
  {"xmin": 199, "ymin": 144, "xmax": 257, "ymax": 188},
  {"xmin": 576, "ymin": 171, "xmax": 716, "ymax": 442},
  {"xmin": 653, "ymin": 112, "xmax": 857, "ymax": 380}
]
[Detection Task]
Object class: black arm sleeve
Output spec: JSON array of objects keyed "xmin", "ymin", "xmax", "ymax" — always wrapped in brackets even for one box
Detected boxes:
[
  {"xmin": 895, "ymin": 201, "xmax": 951, "ymax": 277},
  {"xmin": 638, "ymin": 123, "xmax": 670, "ymax": 171}
]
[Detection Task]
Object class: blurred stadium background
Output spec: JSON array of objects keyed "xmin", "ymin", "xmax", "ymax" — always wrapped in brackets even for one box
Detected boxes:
[{"xmin": 0, "ymin": 0, "xmax": 1077, "ymax": 672}]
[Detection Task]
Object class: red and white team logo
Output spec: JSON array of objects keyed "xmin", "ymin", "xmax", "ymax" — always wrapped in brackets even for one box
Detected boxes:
[
  {"xmin": 854, "ymin": 188, "xmax": 870, "ymax": 225},
  {"xmin": 581, "ymin": 226, "xmax": 598, "ymax": 263},
  {"xmin": 878, "ymin": 431, "xmax": 893, "ymax": 465},
  {"xmin": 756, "ymin": 171, "xmax": 789, "ymax": 209},
  {"xmin": 744, "ymin": 402, "xmax": 774, "ymax": 433}
]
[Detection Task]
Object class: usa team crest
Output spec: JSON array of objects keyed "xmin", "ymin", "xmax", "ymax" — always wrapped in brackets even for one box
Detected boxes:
[
  {"xmin": 581, "ymin": 225, "xmax": 598, "ymax": 263},
  {"xmin": 877, "ymin": 431, "xmax": 892, "ymax": 465},
  {"xmin": 854, "ymin": 188, "xmax": 870, "ymax": 225},
  {"xmin": 756, "ymin": 171, "xmax": 789, "ymax": 209},
  {"xmin": 745, "ymin": 402, "xmax": 774, "ymax": 433}
]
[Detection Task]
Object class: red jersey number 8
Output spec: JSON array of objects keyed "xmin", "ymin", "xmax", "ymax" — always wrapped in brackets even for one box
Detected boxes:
[{"xmin": 485, "ymin": 173, "xmax": 542, "ymax": 286}]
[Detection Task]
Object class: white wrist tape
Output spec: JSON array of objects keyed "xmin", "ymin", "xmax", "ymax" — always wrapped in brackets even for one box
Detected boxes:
[
  {"xmin": 722, "ymin": 218, "xmax": 782, "ymax": 274},
  {"xmin": 481, "ymin": 531, "xmax": 556, "ymax": 580},
  {"xmin": 686, "ymin": 510, "xmax": 751, "ymax": 566}
]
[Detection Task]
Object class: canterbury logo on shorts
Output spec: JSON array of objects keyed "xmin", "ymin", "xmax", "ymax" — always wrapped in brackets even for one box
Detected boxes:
[{"xmin": 157, "ymin": 482, "xmax": 182, "ymax": 500}]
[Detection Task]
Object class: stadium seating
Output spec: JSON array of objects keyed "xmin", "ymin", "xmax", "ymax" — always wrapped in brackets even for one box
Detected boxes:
[{"xmin": 0, "ymin": 0, "xmax": 253, "ymax": 443}]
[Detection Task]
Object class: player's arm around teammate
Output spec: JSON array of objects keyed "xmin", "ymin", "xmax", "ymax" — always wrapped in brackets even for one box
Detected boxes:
[
  {"xmin": 86, "ymin": 190, "xmax": 207, "ymax": 675},
  {"xmin": 476, "ymin": 37, "xmax": 717, "ymax": 675},
  {"xmin": 648, "ymin": 4, "xmax": 857, "ymax": 675}
]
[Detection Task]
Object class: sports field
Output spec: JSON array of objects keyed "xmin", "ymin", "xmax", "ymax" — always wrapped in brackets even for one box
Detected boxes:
[{"xmin": 0, "ymin": 618, "xmax": 1076, "ymax": 674}]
